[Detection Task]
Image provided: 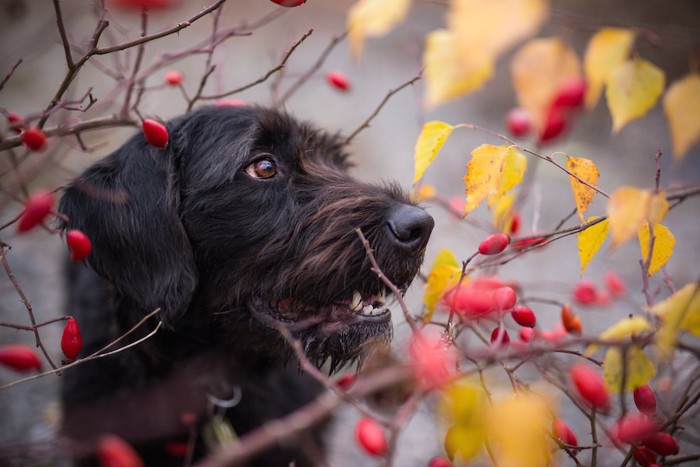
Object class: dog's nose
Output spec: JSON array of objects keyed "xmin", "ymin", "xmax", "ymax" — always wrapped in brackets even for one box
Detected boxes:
[{"xmin": 386, "ymin": 204, "xmax": 434, "ymax": 254}]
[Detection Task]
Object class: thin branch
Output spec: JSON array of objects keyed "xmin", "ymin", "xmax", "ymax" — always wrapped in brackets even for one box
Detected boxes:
[
  {"xmin": 0, "ymin": 59, "xmax": 22, "ymax": 93},
  {"xmin": 52, "ymin": 0, "xmax": 75, "ymax": 68}
]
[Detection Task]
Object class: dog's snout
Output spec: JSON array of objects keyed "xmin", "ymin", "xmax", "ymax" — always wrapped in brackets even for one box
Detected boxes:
[{"xmin": 386, "ymin": 204, "xmax": 434, "ymax": 254}]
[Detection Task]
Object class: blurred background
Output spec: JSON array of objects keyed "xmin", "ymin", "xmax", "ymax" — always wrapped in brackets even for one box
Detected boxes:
[{"xmin": 0, "ymin": 0, "xmax": 698, "ymax": 465}]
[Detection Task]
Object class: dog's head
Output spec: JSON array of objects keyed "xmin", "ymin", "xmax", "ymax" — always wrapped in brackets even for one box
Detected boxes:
[{"xmin": 60, "ymin": 106, "xmax": 433, "ymax": 370}]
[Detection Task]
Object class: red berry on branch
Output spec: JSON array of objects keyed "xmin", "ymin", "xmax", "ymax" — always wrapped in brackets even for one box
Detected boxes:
[
  {"xmin": 97, "ymin": 434, "xmax": 144, "ymax": 467},
  {"xmin": 573, "ymin": 280, "xmax": 598, "ymax": 305},
  {"xmin": 490, "ymin": 327, "xmax": 510, "ymax": 346},
  {"xmin": 21, "ymin": 127, "xmax": 47, "ymax": 151},
  {"xmin": 164, "ymin": 70, "xmax": 182, "ymax": 86},
  {"xmin": 604, "ymin": 270, "xmax": 627, "ymax": 298},
  {"xmin": 0, "ymin": 345, "xmax": 42, "ymax": 372},
  {"xmin": 519, "ymin": 327, "xmax": 535, "ymax": 342},
  {"xmin": 335, "ymin": 373, "xmax": 356, "ymax": 390},
  {"xmin": 355, "ymin": 417, "xmax": 387, "ymax": 456},
  {"xmin": 326, "ymin": 71, "xmax": 351, "ymax": 92},
  {"xmin": 632, "ymin": 446, "xmax": 658, "ymax": 467},
  {"xmin": 633, "ymin": 384, "xmax": 657, "ymax": 416},
  {"xmin": 61, "ymin": 317, "xmax": 83, "ymax": 360},
  {"xmin": 641, "ymin": 431, "xmax": 679, "ymax": 456},
  {"xmin": 270, "ymin": 0, "xmax": 307, "ymax": 6},
  {"xmin": 493, "ymin": 286, "xmax": 517, "ymax": 312},
  {"xmin": 511, "ymin": 305, "xmax": 536, "ymax": 328},
  {"xmin": 552, "ymin": 418, "xmax": 578, "ymax": 447},
  {"xmin": 511, "ymin": 235, "xmax": 547, "ymax": 250},
  {"xmin": 428, "ymin": 457, "xmax": 452, "ymax": 467},
  {"xmin": 508, "ymin": 211, "xmax": 521, "ymax": 235},
  {"xmin": 538, "ymin": 107, "xmax": 566, "ymax": 143},
  {"xmin": 66, "ymin": 229, "xmax": 92, "ymax": 262},
  {"xmin": 478, "ymin": 233, "xmax": 510, "ymax": 255},
  {"xmin": 570, "ymin": 364, "xmax": 610, "ymax": 411},
  {"xmin": 7, "ymin": 112, "xmax": 24, "ymax": 133},
  {"xmin": 561, "ymin": 304, "xmax": 582, "ymax": 335},
  {"xmin": 552, "ymin": 77, "xmax": 587, "ymax": 110},
  {"xmin": 17, "ymin": 189, "xmax": 54, "ymax": 233},
  {"xmin": 142, "ymin": 119, "xmax": 169, "ymax": 148},
  {"xmin": 506, "ymin": 107, "xmax": 531, "ymax": 138},
  {"xmin": 613, "ymin": 413, "xmax": 658, "ymax": 445}
]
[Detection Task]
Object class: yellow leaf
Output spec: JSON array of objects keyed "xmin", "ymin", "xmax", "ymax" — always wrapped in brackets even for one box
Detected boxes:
[
  {"xmin": 423, "ymin": 29, "xmax": 494, "ymax": 108},
  {"xmin": 444, "ymin": 424, "xmax": 485, "ymax": 462},
  {"xmin": 638, "ymin": 222, "xmax": 675, "ymax": 276},
  {"xmin": 577, "ymin": 217, "xmax": 609, "ymax": 276},
  {"xmin": 663, "ymin": 73, "xmax": 700, "ymax": 160},
  {"xmin": 447, "ymin": 0, "xmax": 549, "ymax": 59},
  {"xmin": 423, "ymin": 249, "xmax": 461, "ymax": 321},
  {"xmin": 440, "ymin": 381, "xmax": 488, "ymax": 461},
  {"xmin": 492, "ymin": 193, "xmax": 516, "ymax": 233},
  {"xmin": 603, "ymin": 345, "xmax": 656, "ymax": 393},
  {"xmin": 607, "ymin": 187, "xmax": 669, "ymax": 248},
  {"xmin": 347, "ymin": 0, "xmax": 411, "ymax": 57},
  {"xmin": 650, "ymin": 283, "xmax": 700, "ymax": 360},
  {"xmin": 489, "ymin": 393, "xmax": 551, "ymax": 467},
  {"xmin": 606, "ymin": 58, "xmax": 666, "ymax": 133},
  {"xmin": 566, "ymin": 156, "xmax": 600, "ymax": 222},
  {"xmin": 586, "ymin": 315, "xmax": 652, "ymax": 355},
  {"xmin": 511, "ymin": 38, "xmax": 581, "ymax": 131},
  {"xmin": 463, "ymin": 144, "xmax": 510, "ymax": 214},
  {"xmin": 583, "ymin": 28, "xmax": 635, "ymax": 109},
  {"xmin": 488, "ymin": 147, "xmax": 527, "ymax": 208},
  {"xmin": 413, "ymin": 121, "xmax": 455, "ymax": 184}
]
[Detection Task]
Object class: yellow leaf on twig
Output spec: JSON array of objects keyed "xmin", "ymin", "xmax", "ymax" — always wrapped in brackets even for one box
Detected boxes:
[
  {"xmin": 606, "ymin": 57, "xmax": 665, "ymax": 133},
  {"xmin": 663, "ymin": 73, "xmax": 700, "ymax": 160},
  {"xmin": 413, "ymin": 121, "xmax": 455, "ymax": 184},
  {"xmin": 511, "ymin": 38, "xmax": 581, "ymax": 131},
  {"xmin": 423, "ymin": 249, "xmax": 461, "ymax": 321},
  {"xmin": 566, "ymin": 156, "xmax": 600, "ymax": 222},
  {"xmin": 423, "ymin": 29, "xmax": 494, "ymax": 108},
  {"xmin": 603, "ymin": 345, "xmax": 656, "ymax": 393},
  {"xmin": 638, "ymin": 221, "xmax": 675, "ymax": 276},
  {"xmin": 440, "ymin": 381, "xmax": 487, "ymax": 461},
  {"xmin": 586, "ymin": 315, "xmax": 652, "ymax": 355},
  {"xmin": 464, "ymin": 145, "xmax": 525, "ymax": 214},
  {"xmin": 488, "ymin": 147, "xmax": 527, "ymax": 208},
  {"xmin": 492, "ymin": 193, "xmax": 516, "ymax": 233},
  {"xmin": 577, "ymin": 217, "xmax": 609, "ymax": 276},
  {"xmin": 606, "ymin": 187, "xmax": 668, "ymax": 248},
  {"xmin": 348, "ymin": 0, "xmax": 411, "ymax": 57},
  {"xmin": 649, "ymin": 283, "xmax": 700, "ymax": 360},
  {"xmin": 583, "ymin": 28, "xmax": 635, "ymax": 109}
]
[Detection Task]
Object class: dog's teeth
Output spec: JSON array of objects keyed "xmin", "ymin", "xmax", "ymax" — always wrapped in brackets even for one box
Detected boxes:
[
  {"xmin": 351, "ymin": 291, "xmax": 363, "ymax": 311},
  {"xmin": 362, "ymin": 304, "xmax": 374, "ymax": 315}
]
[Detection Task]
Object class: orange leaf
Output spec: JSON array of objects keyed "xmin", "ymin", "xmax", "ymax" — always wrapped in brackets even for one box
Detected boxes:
[{"xmin": 566, "ymin": 156, "xmax": 600, "ymax": 222}]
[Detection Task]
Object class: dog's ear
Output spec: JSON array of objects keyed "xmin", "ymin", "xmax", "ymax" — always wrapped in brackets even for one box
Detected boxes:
[{"xmin": 59, "ymin": 128, "xmax": 197, "ymax": 325}]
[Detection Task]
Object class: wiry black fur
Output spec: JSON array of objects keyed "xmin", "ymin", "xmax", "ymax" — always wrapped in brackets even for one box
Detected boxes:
[{"xmin": 59, "ymin": 106, "xmax": 433, "ymax": 465}]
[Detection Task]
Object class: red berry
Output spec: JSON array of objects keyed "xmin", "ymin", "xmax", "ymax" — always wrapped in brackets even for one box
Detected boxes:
[
  {"xmin": 538, "ymin": 107, "xmax": 566, "ymax": 143},
  {"xmin": 632, "ymin": 446, "xmax": 658, "ymax": 467},
  {"xmin": 604, "ymin": 271, "xmax": 626, "ymax": 298},
  {"xmin": 0, "ymin": 345, "xmax": 42, "ymax": 372},
  {"xmin": 573, "ymin": 280, "xmax": 598, "ymax": 305},
  {"xmin": 428, "ymin": 457, "xmax": 452, "ymax": 467},
  {"xmin": 164, "ymin": 70, "xmax": 182, "ymax": 86},
  {"xmin": 569, "ymin": 364, "xmax": 610, "ymax": 411},
  {"xmin": 326, "ymin": 71, "xmax": 351, "ymax": 92},
  {"xmin": 443, "ymin": 283, "xmax": 516, "ymax": 318},
  {"xmin": 478, "ymin": 233, "xmax": 510, "ymax": 255},
  {"xmin": 21, "ymin": 127, "xmax": 47, "ymax": 151},
  {"xmin": 552, "ymin": 418, "xmax": 578, "ymax": 447},
  {"xmin": 336, "ymin": 373, "xmax": 356, "ymax": 390},
  {"xmin": 164, "ymin": 441, "xmax": 188, "ymax": 457},
  {"xmin": 7, "ymin": 112, "xmax": 24, "ymax": 133},
  {"xmin": 490, "ymin": 327, "xmax": 510, "ymax": 346},
  {"xmin": 641, "ymin": 431, "xmax": 679, "ymax": 456},
  {"xmin": 552, "ymin": 77, "xmax": 587, "ymax": 110},
  {"xmin": 111, "ymin": 0, "xmax": 178, "ymax": 10},
  {"xmin": 17, "ymin": 189, "xmax": 54, "ymax": 233},
  {"xmin": 493, "ymin": 286, "xmax": 517, "ymax": 312},
  {"xmin": 355, "ymin": 417, "xmax": 387, "ymax": 456},
  {"xmin": 633, "ymin": 384, "xmax": 657, "ymax": 416},
  {"xmin": 561, "ymin": 304, "xmax": 582, "ymax": 335},
  {"xmin": 97, "ymin": 434, "xmax": 144, "ymax": 467},
  {"xmin": 511, "ymin": 235, "xmax": 546, "ymax": 250},
  {"xmin": 613, "ymin": 413, "xmax": 658, "ymax": 444},
  {"xmin": 61, "ymin": 317, "xmax": 83, "ymax": 360},
  {"xmin": 511, "ymin": 305, "xmax": 536, "ymax": 328},
  {"xmin": 506, "ymin": 107, "xmax": 531, "ymax": 138},
  {"xmin": 142, "ymin": 119, "xmax": 169, "ymax": 148},
  {"xmin": 509, "ymin": 211, "xmax": 521, "ymax": 235},
  {"xmin": 214, "ymin": 99, "xmax": 247, "ymax": 107},
  {"xmin": 270, "ymin": 0, "xmax": 306, "ymax": 6},
  {"xmin": 519, "ymin": 327, "xmax": 535, "ymax": 342},
  {"xmin": 66, "ymin": 229, "xmax": 92, "ymax": 261},
  {"xmin": 409, "ymin": 333, "xmax": 457, "ymax": 390}
]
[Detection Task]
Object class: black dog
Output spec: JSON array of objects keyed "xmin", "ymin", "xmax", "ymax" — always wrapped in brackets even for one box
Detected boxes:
[{"xmin": 59, "ymin": 105, "xmax": 433, "ymax": 465}]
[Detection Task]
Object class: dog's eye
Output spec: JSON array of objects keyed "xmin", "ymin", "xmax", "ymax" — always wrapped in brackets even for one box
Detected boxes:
[{"xmin": 245, "ymin": 158, "xmax": 277, "ymax": 179}]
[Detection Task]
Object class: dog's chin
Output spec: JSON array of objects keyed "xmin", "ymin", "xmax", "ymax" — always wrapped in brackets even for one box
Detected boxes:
[{"xmin": 247, "ymin": 292, "xmax": 394, "ymax": 372}]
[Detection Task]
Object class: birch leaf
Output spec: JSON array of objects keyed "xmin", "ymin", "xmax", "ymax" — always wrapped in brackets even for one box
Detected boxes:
[
  {"xmin": 607, "ymin": 187, "xmax": 668, "ymax": 248},
  {"xmin": 649, "ymin": 283, "xmax": 700, "ymax": 360},
  {"xmin": 638, "ymin": 222, "xmax": 675, "ymax": 276},
  {"xmin": 348, "ymin": 0, "xmax": 411, "ymax": 57},
  {"xmin": 606, "ymin": 58, "xmax": 665, "ymax": 133},
  {"xmin": 603, "ymin": 345, "xmax": 656, "ymax": 393},
  {"xmin": 583, "ymin": 28, "xmax": 635, "ymax": 109},
  {"xmin": 577, "ymin": 217, "xmax": 609, "ymax": 276},
  {"xmin": 566, "ymin": 156, "xmax": 600, "ymax": 222},
  {"xmin": 413, "ymin": 121, "xmax": 454, "ymax": 184},
  {"xmin": 423, "ymin": 249, "xmax": 461, "ymax": 321},
  {"xmin": 663, "ymin": 73, "xmax": 700, "ymax": 160},
  {"xmin": 463, "ymin": 145, "xmax": 510, "ymax": 214}
]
